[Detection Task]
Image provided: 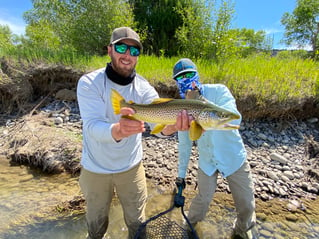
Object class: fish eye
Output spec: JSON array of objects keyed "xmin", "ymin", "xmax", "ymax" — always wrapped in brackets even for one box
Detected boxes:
[{"xmin": 217, "ymin": 112, "xmax": 227, "ymax": 118}]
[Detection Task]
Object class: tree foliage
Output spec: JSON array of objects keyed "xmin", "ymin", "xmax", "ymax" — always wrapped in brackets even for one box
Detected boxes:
[
  {"xmin": 24, "ymin": 19, "xmax": 61, "ymax": 50},
  {"xmin": 230, "ymin": 28, "xmax": 272, "ymax": 57},
  {"xmin": 24, "ymin": 0, "xmax": 135, "ymax": 55},
  {"xmin": 175, "ymin": 0, "xmax": 269, "ymax": 61},
  {"xmin": 0, "ymin": 25, "xmax": 25, "ymax": 54},
  {"xmin": 13, "ymin": 0, "xmax": 271, "ymax": 59},
  {"xmin": 175, "ymin": 0, "xmax": 215, "ymax": 59},
  {"xmin": 0, "ymin": 25, "xmax": 14, "ymax": 51},
  {"xmin": 281, "ymin": 0, "xmax": 319, "ymax": 58},
  {"xmin": 210, "ymin": 0, "xmax": 237, "ymax": 62},
  {"xmin": 129, "ymin": 0, "xmax": 189, "ymax": 57}
]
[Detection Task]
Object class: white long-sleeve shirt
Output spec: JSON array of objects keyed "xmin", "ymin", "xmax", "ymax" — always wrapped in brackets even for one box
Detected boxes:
[
  {"xmin": 177, "ymin": 84, "xmax": 247, "ymax": 178},
  {"xmin": 77, "ymin": 68, "xmax": 159, "ymax": 174}
]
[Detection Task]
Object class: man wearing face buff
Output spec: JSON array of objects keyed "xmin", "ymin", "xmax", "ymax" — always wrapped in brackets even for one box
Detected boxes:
[
  {"xmin": 173, "ymin": 58, "xmax": 257, "ymax": 239},
  {"xmin": 77, "ymin": 27, "xmax": 189, "ymax": 239}
]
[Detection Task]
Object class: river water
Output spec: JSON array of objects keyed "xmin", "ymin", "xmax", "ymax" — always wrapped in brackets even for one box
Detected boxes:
[{"xmin": 0, "ymin": 156, "xmax": 318, "ymax": 239}]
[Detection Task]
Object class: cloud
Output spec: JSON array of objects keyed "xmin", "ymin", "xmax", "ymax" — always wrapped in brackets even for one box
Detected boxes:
[
  {"xmin": 263, "ymin": 27, "xmax": 312, "ymax": 50},
  {"xmin": 287, "ymin": 43, "xmax": 312, "ymax": 51},
  {"xmin": 0, "ymin": 18, "xmax": 26, "ymax": 35},
  {"xmin": 264, "ymin": 27, "xmax": 283, "ymax": 35},
  {"xmin": 0, "ymin": 8, "xmax": 26, "ymax": 35}
]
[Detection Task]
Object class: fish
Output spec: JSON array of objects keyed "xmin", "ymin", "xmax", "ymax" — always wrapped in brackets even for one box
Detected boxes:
[{"xmin": 111, "ymin": 89, "xmax": 241, "ymax": 140}]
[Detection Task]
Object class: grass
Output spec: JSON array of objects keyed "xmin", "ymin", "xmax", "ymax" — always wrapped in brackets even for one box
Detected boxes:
[
  {"xmin": 138, "ymin": 55, "xmax": 319, "ymax": 104},
  {"xmin": 2, "ymin": 47, "xmax": 319, "ymax": 104}
]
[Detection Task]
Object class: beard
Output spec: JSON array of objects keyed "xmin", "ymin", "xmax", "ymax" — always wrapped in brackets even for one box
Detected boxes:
[{"xmin": 109, "ymin": 54, "xmax": 137, "ymax": 78}]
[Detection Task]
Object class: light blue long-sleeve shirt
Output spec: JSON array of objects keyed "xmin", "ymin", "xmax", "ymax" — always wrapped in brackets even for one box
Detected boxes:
[
  {"xmin": 77, "ymin": 68, "xmax": 159, "ymax": 174},
  {"xmin": 177, "ymin": 84, "xmax": 247, "ymax": 178}
]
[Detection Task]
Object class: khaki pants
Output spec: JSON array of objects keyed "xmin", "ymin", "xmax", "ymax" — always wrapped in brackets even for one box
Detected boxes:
[
  {"xmin": 188, "ymin": 160, "xmax": 256, "ymax": 234},
  {"xmin": 79, "ymin": 162, "xmax": 147, "ymax": 239}
]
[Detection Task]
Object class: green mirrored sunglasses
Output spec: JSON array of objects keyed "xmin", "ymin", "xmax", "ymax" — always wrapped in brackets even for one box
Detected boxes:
[
  {"xmin": 114, "ymin": 43, "xmax": 140, "ymax": 57},
  {"xmin": 175, "ymin": 72, "xmax": 196, "ymax": 81}
]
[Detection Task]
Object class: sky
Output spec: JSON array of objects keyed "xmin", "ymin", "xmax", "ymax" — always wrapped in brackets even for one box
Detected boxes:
[{"xmin": 0, "ymin": 0, "xmax": 297, "ymax": 49}]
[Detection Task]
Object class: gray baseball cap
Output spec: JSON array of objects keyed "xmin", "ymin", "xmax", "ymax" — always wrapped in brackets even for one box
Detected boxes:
[{"xmin": 110, "ymin": 27, "xmax": 143, "ymax": 49}]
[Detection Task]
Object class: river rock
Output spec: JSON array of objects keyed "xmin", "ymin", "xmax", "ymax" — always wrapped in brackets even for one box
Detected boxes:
[{"xmin": 270, "ymin": 153, "xmax": 288, "ymax": 164}]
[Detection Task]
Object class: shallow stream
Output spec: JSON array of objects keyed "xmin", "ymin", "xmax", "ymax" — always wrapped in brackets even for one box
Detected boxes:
[{"xmin": 0, "ymin": 157, "xmax": 318, "ymax": 239}]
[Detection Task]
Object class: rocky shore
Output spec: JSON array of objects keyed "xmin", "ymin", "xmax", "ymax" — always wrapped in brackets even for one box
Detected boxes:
[
  {"xmin": 1, "ymin": 95, "xmax": 318, "ymax": 202},
  {"xmin": 142, "ymin": 118, "xmax": 319, "ymax": 202}
]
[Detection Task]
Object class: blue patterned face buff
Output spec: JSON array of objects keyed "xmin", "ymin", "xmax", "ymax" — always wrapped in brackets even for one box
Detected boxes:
[{"xmin": 176, "ymin": 72, "xmax": 202, "ymax": 98}]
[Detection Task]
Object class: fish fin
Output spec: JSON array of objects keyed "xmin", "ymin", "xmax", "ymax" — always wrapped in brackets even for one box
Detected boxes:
[
  {"xmin": 151, "ymin": 98, "xmax": 174, "ymax": 104},
  {"xmin": 221, "ymin": 124, "xmax": 240, "ymax": 130},
  {"xmin": 111, "ymin": 89, "xmax": 126, "ymax": 115},
  {"xmin": 151, "ymin": 124, "xmax": 166, "ymax": 134},
  {"xmin": 189, "ymin": 121, "xmax": 203, "ymax": 141}
]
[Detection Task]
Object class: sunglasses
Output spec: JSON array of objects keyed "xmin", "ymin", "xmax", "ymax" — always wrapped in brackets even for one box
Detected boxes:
[
  {"xmin": 114, "ymin": 43, "xmax": 140, "ymax": 57},
  {"xmin": 175, "ymin": 72, "xmax": 196, "ymax": 81}
]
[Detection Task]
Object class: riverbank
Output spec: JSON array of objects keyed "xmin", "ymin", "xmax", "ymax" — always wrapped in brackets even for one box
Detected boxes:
[
  {"xmin": 1, "ymin": 96, "xmax": 319, "ymax": 201},
  {"xmin": 0, "ymin": 60, "xmax": 318, "ymax": 237}
]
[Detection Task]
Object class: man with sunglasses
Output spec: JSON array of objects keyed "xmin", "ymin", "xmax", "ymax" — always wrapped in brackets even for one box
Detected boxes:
[
  {"xmin": 77, "ymin": 27, "xmax": 186, "ymax": 239},
  {"xmin": 173, "ymin": 58, "xmax": 257, "ymax": 239}
]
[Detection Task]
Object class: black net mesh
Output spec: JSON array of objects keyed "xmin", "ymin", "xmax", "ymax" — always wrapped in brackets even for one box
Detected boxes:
[
  {"xmin": 141, "ymin": 215, "xmax": 188, "ymax": 239},
  {"xmin": 134, "ymin": 186, "xmax": 199, "ymax": 239}
]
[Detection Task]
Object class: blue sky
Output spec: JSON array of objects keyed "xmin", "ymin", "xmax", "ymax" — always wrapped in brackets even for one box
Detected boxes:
[
  {"xmin": 0, "ymin": 0, "xmax": 33, "ymax": 35},
  {"xmin": 233, "ymin": 0, "xmax": 296, "ymax": 49},
  {"xmin": 0, "ymin": 0, "xmax": 297, "ymax": 49}
]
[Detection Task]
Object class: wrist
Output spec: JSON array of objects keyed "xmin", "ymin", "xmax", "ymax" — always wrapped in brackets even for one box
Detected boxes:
[{"xmin": 111, "ymin": 123, "xmax": 123, "ymax": 142}]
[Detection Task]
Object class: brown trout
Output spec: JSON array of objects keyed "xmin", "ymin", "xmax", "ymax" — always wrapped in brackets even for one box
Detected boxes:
[{"xmin": 111, "ymin": 89, "xmax": 240, "ymax": 140}]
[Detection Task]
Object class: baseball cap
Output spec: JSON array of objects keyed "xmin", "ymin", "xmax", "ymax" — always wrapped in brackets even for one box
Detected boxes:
[
  {"xmin": 173, "ymin": 58, "xmax": 197, "ymax": 79},
  {"xmin": 110, "ymin": 27, "xmax": 143, "ymax": 49}
]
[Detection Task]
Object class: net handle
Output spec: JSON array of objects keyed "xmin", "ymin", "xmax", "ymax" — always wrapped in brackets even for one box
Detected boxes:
[{"xmin": 177, "ymin": 186, "xmax": 200, "ymax": 239}]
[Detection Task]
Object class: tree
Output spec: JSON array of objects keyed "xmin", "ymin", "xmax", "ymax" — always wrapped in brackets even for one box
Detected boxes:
[
  {"xmin": 230, "ymin": 28, "xmax": 272, "ymax": 57},
  {"xmin": 210, "ymin": 0, "xmax": 237, "ymax": 62},
  {"xmin": 281, "ymin": 0, "xmax": 319, "ymax": 58},
  {"xmin": 24, "ymin": 19, "xmax": 61, "ymax": 50},
  {"xmin": 0, "ymin": 25, "xmax": 14, "ymax": 52},
  {"xmin": 175, "ymin": 0, "xmax": 241, "ymax": 61},
  {"xmin": 175, "ymin": 0, "xmax": 215, "ymax": 59},
  {"xmin": 175, "ymin": 0, "xmax": 273, "ymax": 60},
  {"xmin": 129, "ymin": 0, "xmax": 187, "ymax": 56},
  {"xmin": 24, "ymin": 0, "xmax": 135, "ymax": 55}
]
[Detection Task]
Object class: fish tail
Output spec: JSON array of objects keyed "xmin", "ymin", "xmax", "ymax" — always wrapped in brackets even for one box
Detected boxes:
[{"xmin": 111, "ymin": 89, "xmax": 125, "ymax": 115}]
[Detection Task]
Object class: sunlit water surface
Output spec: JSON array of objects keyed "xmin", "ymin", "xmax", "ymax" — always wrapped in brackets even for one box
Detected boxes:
[{"xmin": 0, "ymin": 157, "xmax": 318, "ymax": 239}]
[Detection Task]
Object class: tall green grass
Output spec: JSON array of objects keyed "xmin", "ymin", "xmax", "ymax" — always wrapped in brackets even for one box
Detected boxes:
[
  {"xmin": 196, "ymin": 55, "xmax": 318, "ymax": 102},
  {"xmin": 139, "ymin": 55, "xmax": 318, "ymax": 103},
  {"xmin": 2, "ymin": 48, "xmax": 318, "ymax": 103},
  {"xmin": 1, "ymin": 47, "xmax": 92, "ymax": 70}
]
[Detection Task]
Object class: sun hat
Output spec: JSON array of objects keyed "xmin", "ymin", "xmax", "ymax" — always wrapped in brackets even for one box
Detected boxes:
[
  {"xmin": 110, "ymin": 27, "xmax": 143, "ymax": 49},
  {"xmin": 173, "ymin": 58, "xmax": 197, "ymax": 79}
]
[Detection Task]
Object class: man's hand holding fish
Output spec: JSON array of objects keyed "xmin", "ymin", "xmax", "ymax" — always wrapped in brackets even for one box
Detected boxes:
[{"xmin": 111, "ymin": 107, "xmax": 146, "ymax": 141}]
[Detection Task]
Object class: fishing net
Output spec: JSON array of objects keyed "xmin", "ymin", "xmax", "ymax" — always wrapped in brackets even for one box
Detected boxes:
[
  {"xmin": 134, "ymin": 186, "xmax": 199, "ymax": 239},
  {"xmin": 136, "ymin": 215, "xmax": 188, "ymax": 238}
]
